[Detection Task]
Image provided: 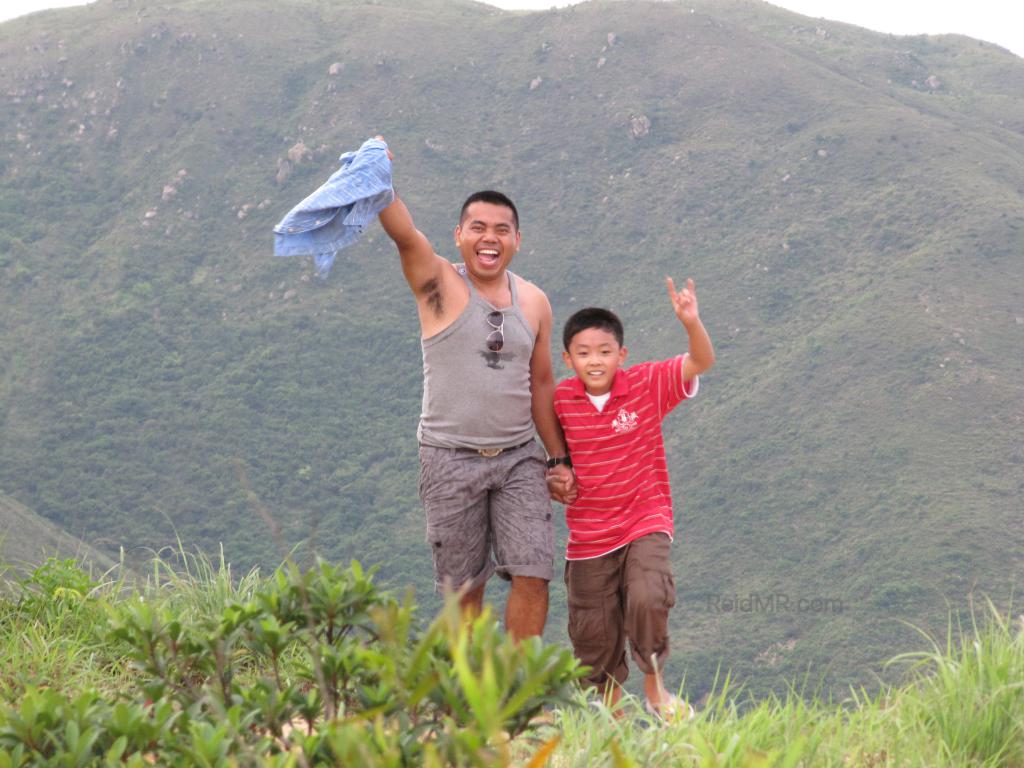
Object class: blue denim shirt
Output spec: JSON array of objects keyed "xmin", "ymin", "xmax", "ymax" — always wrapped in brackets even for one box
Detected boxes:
[{"xmin": 273, "ymin": 137, "xmax": 394, "ymax": 279}]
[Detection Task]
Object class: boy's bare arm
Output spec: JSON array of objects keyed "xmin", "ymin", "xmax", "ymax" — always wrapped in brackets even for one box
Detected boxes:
[{"xmin": 666, "ymin": 277, "xmax": 715, "ymax": 382}]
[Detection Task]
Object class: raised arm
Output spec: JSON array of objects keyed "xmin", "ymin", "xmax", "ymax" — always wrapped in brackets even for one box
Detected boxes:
[
  {"xmin": 379, "ymin": 194, "xmax": 449, "ymax": 296},
  {"xmin": 666, "ymin": 277, "xmax": 715, "ymax": 383},
  {"xmin": 374, "ymin": 137, "xmax": 450, "ymax": 299}
]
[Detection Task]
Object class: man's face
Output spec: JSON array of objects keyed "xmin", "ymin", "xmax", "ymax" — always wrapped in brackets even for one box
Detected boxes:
[
  {"xmin": 563, "ymin": 327, "xmax": 628, "ymax": 396},
  {"xmin": 454, "ymin": 202, "xmax": 521, "ymax": 280}
]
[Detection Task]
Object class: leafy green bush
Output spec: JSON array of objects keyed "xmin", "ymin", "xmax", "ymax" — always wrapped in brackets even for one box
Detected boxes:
[
  {"xmin": 0, "ymin": 558, "xmax": 583, "ymax": 766},
  {"xmin": 19, "ymin": 558, "xmax": 98, "ymax": 603}
]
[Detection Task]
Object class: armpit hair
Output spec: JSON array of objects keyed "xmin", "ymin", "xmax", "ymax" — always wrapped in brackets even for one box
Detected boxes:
[{"xmin": 421, "ymin": 277, "xmax": 443, "ymax": 317}]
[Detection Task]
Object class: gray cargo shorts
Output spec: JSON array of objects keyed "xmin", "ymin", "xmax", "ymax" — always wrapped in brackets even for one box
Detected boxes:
[{"xmin": 418, "ymin": 440, "xmax": 554, "ymax": 594}]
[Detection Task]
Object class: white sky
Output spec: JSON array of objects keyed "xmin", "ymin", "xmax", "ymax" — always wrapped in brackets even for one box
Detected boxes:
[{"xmin": 1, "ymin": 0, "xmax": 1021, "ymax": 58}]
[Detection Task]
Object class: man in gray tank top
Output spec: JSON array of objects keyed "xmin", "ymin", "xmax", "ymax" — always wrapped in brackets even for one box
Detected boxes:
[{"xmin": 377, "ymin": 144, "xmax": 573, "ymax": 640}]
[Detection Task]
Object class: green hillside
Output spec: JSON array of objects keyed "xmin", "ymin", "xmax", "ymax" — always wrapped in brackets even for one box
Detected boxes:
[
  {"xmin": 0, "ymin": 492, "xmax": 116, "ymax": 576},
  {"xmin": 1, "ymin": 0, "xmax": 1021, "ymax": 698}
]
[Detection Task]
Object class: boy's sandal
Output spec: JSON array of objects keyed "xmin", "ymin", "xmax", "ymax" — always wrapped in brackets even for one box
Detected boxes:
[{"xmin": 644, "ymin": 695, "xmax": 695, "ymax": 722}]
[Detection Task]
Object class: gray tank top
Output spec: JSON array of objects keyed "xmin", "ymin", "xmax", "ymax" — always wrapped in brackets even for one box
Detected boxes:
[{"xmin": 418, "ymin": 265, "xmax": 537, "ymax": 449}]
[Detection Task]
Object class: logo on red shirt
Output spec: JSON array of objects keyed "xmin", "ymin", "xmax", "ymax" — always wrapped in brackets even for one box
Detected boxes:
[{"xmin": 611, "ymin": 408, "xmax": 640, "ymax": 434}]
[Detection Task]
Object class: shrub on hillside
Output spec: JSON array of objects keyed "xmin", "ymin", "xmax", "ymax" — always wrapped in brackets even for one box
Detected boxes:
[{"xmin": 0, "ymin": 558, "xmax": 583, "ymax": 766}]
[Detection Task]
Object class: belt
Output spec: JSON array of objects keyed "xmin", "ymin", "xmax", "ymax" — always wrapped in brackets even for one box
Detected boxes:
[{"xmin": 453, "ymin": 439, "xmax": 535, "ymax": 458}]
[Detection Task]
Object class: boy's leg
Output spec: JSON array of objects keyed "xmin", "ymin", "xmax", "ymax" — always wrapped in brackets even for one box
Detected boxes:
[
  {"xmin": 564, "ymin": 549, "xmax": 629, "ymax": 698},
  {"xmin": 622, "ymin": 533, "xmax": 676, "ymax": 709}
]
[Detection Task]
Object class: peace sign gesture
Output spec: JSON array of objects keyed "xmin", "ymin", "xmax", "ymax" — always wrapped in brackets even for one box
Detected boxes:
[{"xmin": 666, "ymin": 276, "xmax": 700, "ymax": 327}]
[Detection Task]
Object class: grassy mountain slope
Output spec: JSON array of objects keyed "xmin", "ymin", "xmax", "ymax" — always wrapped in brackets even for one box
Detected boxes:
[
  {"xmin": 1, "ymin": 0, "xmax": 1021, "ymax": 697},
  {"xmin": 0, "ymin": 492, "xmax": 116, "ymax": 576}
]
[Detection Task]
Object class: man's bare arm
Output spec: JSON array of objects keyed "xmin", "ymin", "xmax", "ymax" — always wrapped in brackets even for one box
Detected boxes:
[
  {"xmin": 531, "ymin": 308, "xmax": 577, "ymax": 504},
  {"xmin": 379, "ymin": 195, "xmax": 448, "ymax": 295},
  {"xmin": 528, "ymin": 290, "xmax": 577, "ymax": 499},
  {"xmin": 532, "ymin": 371, "xmax": 567, "ymax": 460}
]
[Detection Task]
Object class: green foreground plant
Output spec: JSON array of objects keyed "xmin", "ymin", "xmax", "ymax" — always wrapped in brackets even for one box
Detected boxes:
[
  {"xmin": 0, "ymin": 556, "xmax": 583, "ymax": 766},
  {"xmin": 543, "ymin": 601, "xmax": 1024, "ymax": 767},
  {"xmin": 2, "ymin": 557, "xmax": 1022, "ymax": 767}
]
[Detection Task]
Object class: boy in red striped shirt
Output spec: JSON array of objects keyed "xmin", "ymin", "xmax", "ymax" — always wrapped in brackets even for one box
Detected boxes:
[{"xmin": 549, "ymin": 277, "xmax": 714, "ymax": 717}]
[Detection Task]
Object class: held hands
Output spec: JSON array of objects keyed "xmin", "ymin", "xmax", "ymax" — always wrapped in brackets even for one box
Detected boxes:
[
  {"xmin": 546, "ymin": 463, "xmax": 577, "ymax": 504},
  {"xmin": 666, "ymin": 276, "xmax": 700, "ymax": 327}
]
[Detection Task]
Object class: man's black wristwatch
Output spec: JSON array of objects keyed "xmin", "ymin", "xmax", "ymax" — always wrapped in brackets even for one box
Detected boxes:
[{"xmin": 546, "ymin": 456, "xmax": 572, "ymax": 469}]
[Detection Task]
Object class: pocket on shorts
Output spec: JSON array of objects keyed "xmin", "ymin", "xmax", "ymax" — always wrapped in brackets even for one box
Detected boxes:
[
  {"xmin": 565, "ymin": 561, "xmax": 617, "ymax": 650},
  {"xmin": 631, "ymin": 534, "xmax": 676, "ymax": 612},
  {"xmin": 567, "ymin": 591, "xmax": 615, "ymax": 651},
  {"xmin": 418, "ymin": 446, "xmax": 442, "ymax": 500},
  {"xmin": 649, "ymin": 570, "xmax": 676, "ymax": 612},
  {"xmin": 419, "ymin": 447, "xmax": 475, "ymax": 513},
  {"xmin": 526, "ymin": 440, "xmax": 548, "ymax": 468}
]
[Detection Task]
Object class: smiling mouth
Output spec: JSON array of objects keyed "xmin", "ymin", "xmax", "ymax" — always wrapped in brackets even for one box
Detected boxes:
[{"xmin": 477, "ymin": 248, "xmax": 500, "ymax": 265}]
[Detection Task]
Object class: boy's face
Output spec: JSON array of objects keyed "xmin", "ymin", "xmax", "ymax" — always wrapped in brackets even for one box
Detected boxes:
[{"xmin": 563, "ymin": 327, "xmax": 628, "ymax": 396}]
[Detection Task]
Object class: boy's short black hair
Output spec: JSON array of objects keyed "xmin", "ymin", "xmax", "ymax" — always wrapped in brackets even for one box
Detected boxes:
[
  {"xmin": 460, "ymin": 190, "xmax": 519, "ymax": 231},
  {"xmin": 562, "ymin": 307, "xmax": 624, "ymax": 350}
]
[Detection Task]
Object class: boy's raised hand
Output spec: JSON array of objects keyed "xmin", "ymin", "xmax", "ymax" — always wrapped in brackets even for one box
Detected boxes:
[
  {"xmin": 666, "ymin": 276, "xmax": 699, "ymax": 326},
  {"xmin": 670, "ymin": 275, "xmax": 716, "ymax": 381}
]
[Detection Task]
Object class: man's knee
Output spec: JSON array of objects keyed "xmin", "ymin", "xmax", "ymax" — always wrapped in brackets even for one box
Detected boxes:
[
  {"xmin": 507, "ymin": 575, "xmax": 549, "ymax": 640},
  {"xmin": 511, "ymin": 575, "xmax": 549, "ymax": 597}
]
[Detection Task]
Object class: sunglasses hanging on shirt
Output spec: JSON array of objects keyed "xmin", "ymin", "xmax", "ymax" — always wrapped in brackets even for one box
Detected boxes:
[{"xmin": 486, "ymin": 310, "xmax": 504, "ymax": 352}]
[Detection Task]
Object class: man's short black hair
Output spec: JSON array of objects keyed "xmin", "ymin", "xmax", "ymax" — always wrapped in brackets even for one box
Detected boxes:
[
  {"xmin": 460, "ymin": 190, "xmax": 519, "ymax": 231},
  {"xmin": 562, "ymin": 307, "xmax": 624, "ymax": 350}
]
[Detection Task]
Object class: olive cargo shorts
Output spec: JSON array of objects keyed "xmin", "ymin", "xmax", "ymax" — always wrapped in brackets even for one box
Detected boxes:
[
  {"xmin": 564, "ymin": 532, "xmax": 675, "ymax": 689},
  {"xmin": 418, "ymin": 441, "xmax": 554, "ymax": 593}
]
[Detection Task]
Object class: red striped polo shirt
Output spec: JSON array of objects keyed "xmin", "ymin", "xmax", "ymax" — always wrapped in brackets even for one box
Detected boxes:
[{"xmin": 554, "ymin": 355, "xmax": 698, "ymax": 560}]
